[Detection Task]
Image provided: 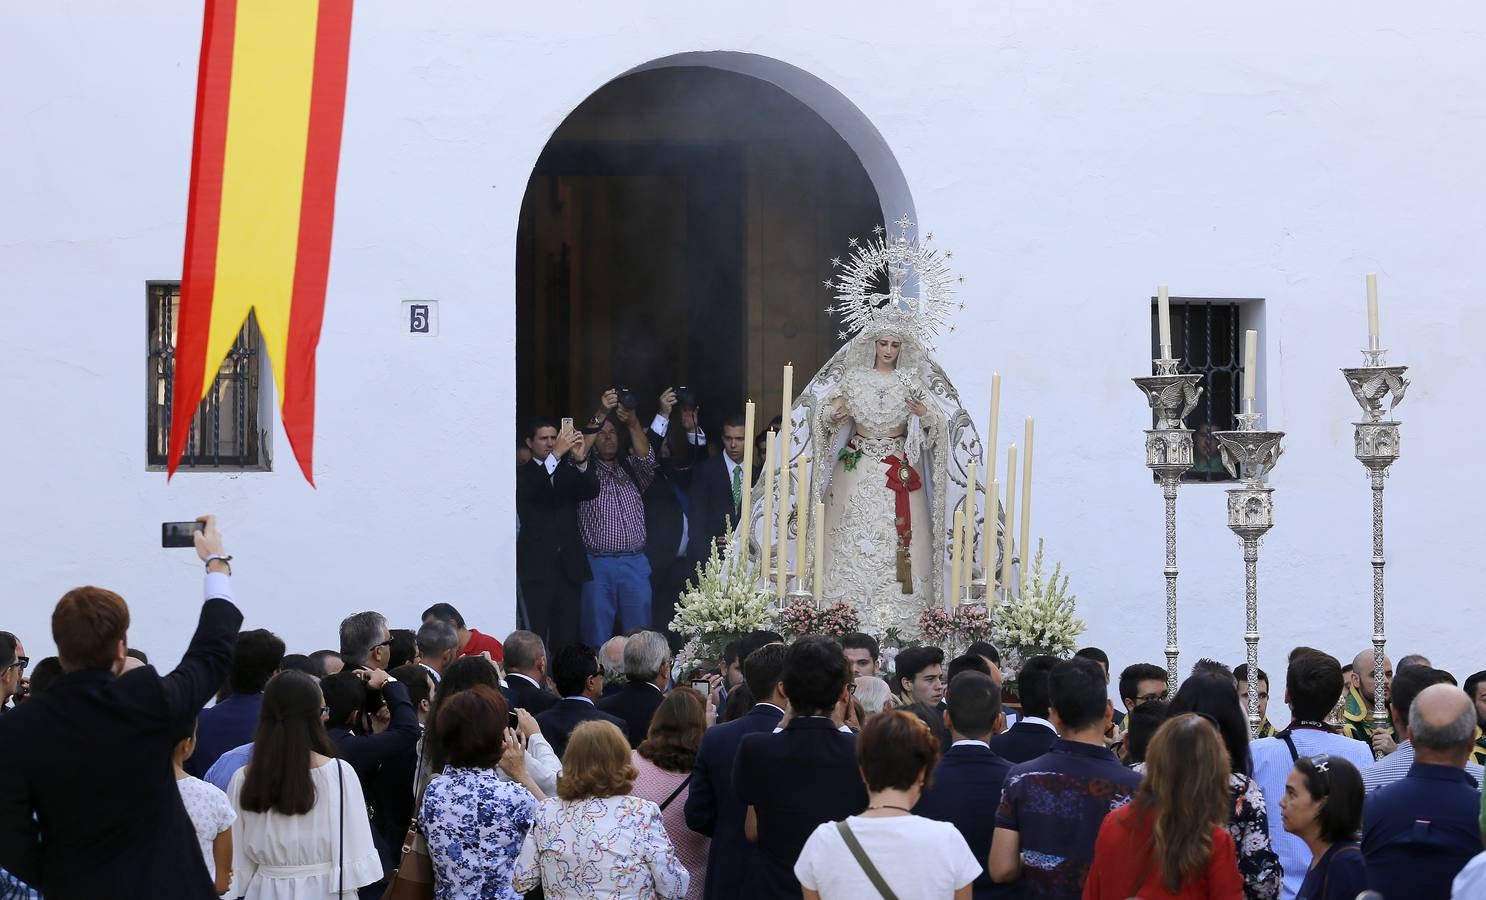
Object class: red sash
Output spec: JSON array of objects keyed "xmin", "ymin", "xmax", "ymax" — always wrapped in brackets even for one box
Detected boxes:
[{"xmin": 882, "ymin": 454, "xmax": 923, "ymax": 549}]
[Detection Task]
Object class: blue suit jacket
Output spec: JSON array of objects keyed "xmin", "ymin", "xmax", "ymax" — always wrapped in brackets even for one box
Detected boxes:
[
  {"xmin": 184, "ymin": 691, "xmax": 261, "ymax": 777},
  {"xmin": 914, "ymin": 742, "xmax": 1014, "ymax": 899},
  {"xmin": 986, "ymin": 720, "xmax": 1058, "ymax": 765},
  {"xmin": 534, "ymin": 697, "xmax": 626, "ymax": 761},
  {"xmin": 685, "ymin": 703, "xmax": 784, "ymax": 900},
  {"xmin": 732, "ymin": 716, "xmax": 869, "ymax": 899}
]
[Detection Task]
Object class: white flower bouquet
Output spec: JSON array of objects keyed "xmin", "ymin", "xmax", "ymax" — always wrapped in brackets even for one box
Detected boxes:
[
  {"xmin": 995, "ymin": 539, "xmax": 1085, "ymax": 660},
  {"xmin": 670, "ymin": 526, "xmax": 774, "ymax": 659}
]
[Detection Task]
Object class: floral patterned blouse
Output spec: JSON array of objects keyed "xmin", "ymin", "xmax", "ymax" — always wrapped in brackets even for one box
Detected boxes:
[
  {"xmin": 1133, "ymin": 765, "xmax": 1282, "ymax": 900},
  {"xmin": 513, "ymin": 795, "xmax": 689, "ymax": 899},
  {"xmin": 419, "ymin": 766, "xmax": 537, "ymax": 900}
]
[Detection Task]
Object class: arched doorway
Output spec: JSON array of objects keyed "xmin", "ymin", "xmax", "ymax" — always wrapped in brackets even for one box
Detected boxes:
[{"xmin": 515, "ymin": 53, "xmax": 914, "ymax": 431}]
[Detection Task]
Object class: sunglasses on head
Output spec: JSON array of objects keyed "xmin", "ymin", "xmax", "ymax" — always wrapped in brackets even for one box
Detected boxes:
[{"xmin": 1305, "ymin": 754, "xmax": 1332, "ymax": 795}]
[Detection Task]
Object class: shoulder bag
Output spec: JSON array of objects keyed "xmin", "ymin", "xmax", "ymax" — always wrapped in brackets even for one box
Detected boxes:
[
  {"xmin": 835, "ymin": 820, "xmax": 900, "ymax": 900},
  {"xmin": 382, "ymin": 766, "xmax": 435, "ymax": 900}
]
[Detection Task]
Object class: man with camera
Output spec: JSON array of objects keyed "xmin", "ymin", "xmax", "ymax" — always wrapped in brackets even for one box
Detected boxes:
[
  {"xmin": 517, "ymin": 417, "xmax": 598, "ymax": 651},
  {"xmin": 578, "ymin": 389, "xmax": 659, "ymax": 650}
]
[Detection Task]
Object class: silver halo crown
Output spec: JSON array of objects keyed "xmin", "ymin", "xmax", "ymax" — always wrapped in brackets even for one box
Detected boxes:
[{"xmin": 824, "ymin": 215, "xmax": 961, "ymax": 351}]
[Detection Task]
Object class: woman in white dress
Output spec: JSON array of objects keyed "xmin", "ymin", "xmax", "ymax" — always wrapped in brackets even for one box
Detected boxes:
[{"xmin": 227, "ymin": 670, "xmax": 382, "ymax": 899}]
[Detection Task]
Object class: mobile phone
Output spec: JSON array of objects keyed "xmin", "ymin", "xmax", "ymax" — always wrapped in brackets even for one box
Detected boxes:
[
  {"xmin": 508, "ymin": 711, "xmax": 519, "ymax": 729},
  {"xmin": 691, "ymin": 679, "xmax": 711, "ymax": 698},
  {"xmin": 161, "ymin": 521, "xmax": 204, "ymax": 548},
  {"xmin": 561, "ymin": 416, "xmax": 574, "ymax": 433}
]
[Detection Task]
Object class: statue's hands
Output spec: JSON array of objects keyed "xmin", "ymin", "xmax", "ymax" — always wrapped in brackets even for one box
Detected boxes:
[
  {"xmin": 907, "ymin": 399, "xmax": 929, "ymax": 418},
  {"xmin": 829, "ymin": 404, "xmax": 849, "ymax": 426}
]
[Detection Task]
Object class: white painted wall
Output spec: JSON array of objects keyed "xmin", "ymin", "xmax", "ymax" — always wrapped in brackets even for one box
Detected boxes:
[{"xmin": 3, "ymin": 2, "xmax": 1484, "ymax": 722}]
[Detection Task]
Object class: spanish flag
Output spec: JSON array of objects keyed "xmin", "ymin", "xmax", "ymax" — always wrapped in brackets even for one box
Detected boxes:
[{"xmin": 168, "ymin": 0, "xmax": 354, "ymax": 484}]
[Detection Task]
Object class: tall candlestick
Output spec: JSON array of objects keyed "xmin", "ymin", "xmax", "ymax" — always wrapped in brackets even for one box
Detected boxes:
[
  {"xmin": 950, "ymin": 508, "xmax": 963, "ymax": 609},
  {"xmin": 812, "ymin": 499, "xmax": 826, "ymax": 596},
  {"xmin": 740, "ymin": 401, "xmax": 755, "ymax": 551},
  {"xmin": 1157, "ymin": 284, "xmax": 1172, "ymax": 358},
  {"xmin": 759, "ymin": 431, "xmax": 776, "ymax": 589},
  {"xmin": 962, "ymin": 460, "xmax": 978, "ymax": 590},
  {"xmin": 1243, "ymin": 329, "xmax": 1258, "ymax": 413},
  {"xmin": 1366, "ymin": 273, "xmax": 1380, "ymax": 349},
  {"xmin": 795, "ymin": 454, "xmax": 812, "ymax": 584},
  {"xmin": 983, "ymin": 373, "xmax": 1001, "ymax": 570},
  {"xmin": 779, "ymin": 363, "xmax": 793, "ymax": 472},
  {"xmin": 1000, "ymin": 444, "xmax": 1018, "ymax": 597},
  {"xmin": 1020, "ymin": 418, "xmax": 1034, "ymax": 566}
]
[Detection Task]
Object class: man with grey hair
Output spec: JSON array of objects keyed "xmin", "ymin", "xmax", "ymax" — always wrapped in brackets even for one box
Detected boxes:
[
  {"xmin": 1362, "ymin": 666, "xmax": 1485, "ymax": 795},
  {"xmin": 1362, "ymin": 683, "xmax": 1482, "ymax": 899},
  {"xmin": 597, "ymin": 630, "xmax": 670, "ymax": 746},
  {"xmin": 415, "ymin": 619, "xmax": 458, "ymax": 686},
  {"xmin": 339, "ymin": 611, "xmax": 391, "ymax": 671},
  {"xmin": 598, "ymin": 635, "xmax": 628, "ymax": 694},
  {"xmin": 503, "ymin": 630, "xmax": 558, "ymax": 715}
]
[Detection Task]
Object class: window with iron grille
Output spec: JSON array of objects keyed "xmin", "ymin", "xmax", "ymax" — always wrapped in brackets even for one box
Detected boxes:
[
  {"xmin": 147, "ymin": 282, "xmax": 270, "ymax": 470},
  {"xmin": 1149, "ymin": 298, "xmax": 1256, "ymax": 483}
]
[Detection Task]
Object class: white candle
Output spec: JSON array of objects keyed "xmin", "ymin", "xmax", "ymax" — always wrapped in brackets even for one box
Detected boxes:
[
  {"xmin": 962, "ymin": 459, "xmax": 978, "ymax": 590},
  {"xmin": 1020, "ymin": 418, "xmax": 1034, "ymax": 568},
  {"xmin": 1000, "ymin": 444, "xmax": 1018, "ymax": 597},
  {"xmin": 1366, "ymin": 273, "xmax": 1380, "ymax": 348},
  {"xmin": 1157, "ymin": 284, "xmax": 1172, "ymax": 358},
  {"xmin": 950, "ymin": 508, "xmax": 964, "ymax": 610},
  {"xmin": 779, "ymin": 362, "xmax": 793, "ymax": 467},
  {"xmin": 740, "ymin": 401, "xmax": 755, "ymax": 545},
  {"xmin": 759, "ymin": 431, "xmax": 776, "ymax": 589},
  {"xmin": 988, "ymin": 478, "xmax": 999, "ymax": 589},
  {"xmin": 1243, "ymin": 330, "xmax": 1258, "ymax": 411},
  {"xmin": 812, "ymin": 499, "xmax": 826, "ymax": 597},
  {"xmin": 983, "ymin": 373, "xmax": 1001, "ymax": 569},
  {"xmin": 795, "ymin": 454, "xmax": 812, "ymax": 586}
]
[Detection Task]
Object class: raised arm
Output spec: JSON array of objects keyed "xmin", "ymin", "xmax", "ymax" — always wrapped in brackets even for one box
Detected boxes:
[{"xmin": 160, "ymin": 515, "xmax": 243, "ymax": 729}]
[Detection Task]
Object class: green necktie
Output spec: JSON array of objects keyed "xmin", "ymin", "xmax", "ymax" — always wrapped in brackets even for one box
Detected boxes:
[{"xmin": 731, "ymin": 464, "xmax": 742, "ymax": 514}]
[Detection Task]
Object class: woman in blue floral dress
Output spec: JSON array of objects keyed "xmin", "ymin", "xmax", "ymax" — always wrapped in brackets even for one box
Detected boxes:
[{"xmin": 420, "ymin": 686, "xmax": 546, "ymax": 900}]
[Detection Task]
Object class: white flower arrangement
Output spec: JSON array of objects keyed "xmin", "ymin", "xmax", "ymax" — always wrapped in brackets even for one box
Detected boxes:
[
  {"xmin": 670, "ymin": 527, "xmax": 774, "ymax": 659},
  {"xmin": 994, "ymin": 539, "xmax": 1085, "ymax": 659}
]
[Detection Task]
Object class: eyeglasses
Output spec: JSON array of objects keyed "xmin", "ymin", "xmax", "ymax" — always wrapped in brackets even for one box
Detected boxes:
[
  {"xmin": 4, "ymin": 656, "xmax": 27, "ymax": 673},
  {"xmin": 1135, "ymin": 690, "xmax": 1169, "ymax": 704},
  {"xmin": 373, "ymin": 639, "xmax": 393, "ymax": 650}
]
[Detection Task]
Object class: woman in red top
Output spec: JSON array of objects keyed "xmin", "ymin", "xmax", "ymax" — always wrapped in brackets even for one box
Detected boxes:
[{"xmin": 1084, "ymin": 713, "xmax": 1244, "ymax": 899}]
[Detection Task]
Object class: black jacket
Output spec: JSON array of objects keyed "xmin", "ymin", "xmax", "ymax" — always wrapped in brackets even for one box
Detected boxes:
[
  {"xmin": 0, "ymin": 591, "xmax": 242, "ymax": 899},
  {"xmin": 516, "ymin": 457, "xmax": 599, "ymax": 585},
  {"xmin": 685, "ymin": 703, "xmax": 784, "ymax": 900},
  {"xmin": 595, "ymin": 681, "xmax": 666, "ymax": 748},
  {"xmin": 504, "ymin": 672, "xmax": 559, "ymax": 716},
  {"xmin": 534, "ymin": 697, "xmax": 626, "ymax": 760},
  {"xmin": 685, "ymin": 454, "xmax": 740, "ymax": 565},
  {"xmin": 732, "ymin": 717, "xmax": 869, "ymax": 898},
  {"xmin": 986, "ymin": 719, "xmax": 1059, "ymax": 765},
  {"xmin": 915, "ymin": 742, "xmax": 1016, "ymax": 899}
]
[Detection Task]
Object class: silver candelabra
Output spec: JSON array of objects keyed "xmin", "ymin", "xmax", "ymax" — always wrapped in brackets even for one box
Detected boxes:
[
  {"xmin": 1342, "ymin": 347, "xmax": 1408, "ymax": 757},
  {"xmin": 1215, "ymin": 410, "xmax": 1285, "ymax": 739},
  {"xmin": 1133, "ymin": 357, "xmax": 1203, "ymax": 693}
]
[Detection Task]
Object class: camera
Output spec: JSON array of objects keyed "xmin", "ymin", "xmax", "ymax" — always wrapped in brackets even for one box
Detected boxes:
[
  {"xmin": 675, "ymin": 385, "xmax": 697, "ymax": 409},
  {"xmin": 616, "ymin": 387, "xmax": 640, "ymax": 411}
]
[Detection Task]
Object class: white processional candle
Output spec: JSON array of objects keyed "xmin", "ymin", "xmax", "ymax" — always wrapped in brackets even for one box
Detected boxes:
[
  {"xmin": 759, "ymin": 431, "xmax": 776, "ymax": 589},
  {"xmin": 1020, "ymin": 417, "xmax": 1034, "ymax": 568},
  {"xmin": 1243, "ymin": 330, "xmax": 1258, "ymax": 413},
  {"xmin": 983, "ymin": 373, "xmax": 1001, "ymax": 569},
  {"xmin": 1000, "ymin": 444, "xmax": 1018, "ymax": 597},
  {"xmin": 1366, "ymin": 273, "xmax": 1380, "ymax": 349},
  {"xmin": 740, "ymin": 401, "xmax": 754, "ymax": 545},
  {"xmin": 962, "ymin": 459, "xmax": 978, "ymax": 591},
  {"xmin": 812, "ymin": 500, "xmax": 826, "ymax": 596},
  {"xmin": 1157, "ymin": 284, "xmax": 1172, "ymax": 358},
  {"xmin": 950, "ymin": 508, "xmax": 963, "ymax": 609},
  {"xmin": 795, "ymin": 454, "xmax": 812, "ymax": 586}
]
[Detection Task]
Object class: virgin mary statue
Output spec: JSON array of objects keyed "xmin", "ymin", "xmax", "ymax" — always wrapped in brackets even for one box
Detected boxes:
[{"xmin": 752, "ymin": 219, "xmax": 995, "ymax": 640}]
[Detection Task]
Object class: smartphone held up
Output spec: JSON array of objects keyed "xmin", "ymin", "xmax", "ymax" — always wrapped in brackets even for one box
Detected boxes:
[{"xmin": 161, "ymin": 520, "xmax": 204, "ymax": 548}]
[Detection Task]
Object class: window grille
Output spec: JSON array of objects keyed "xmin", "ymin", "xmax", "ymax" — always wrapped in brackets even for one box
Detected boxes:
[
  {"xmin": 1150, "ymin": 299, "xmax": 1251, "ymax": 484},
  {"xmin": 146, "ymin": 282, "xmax": 269, "ymax": 470}
]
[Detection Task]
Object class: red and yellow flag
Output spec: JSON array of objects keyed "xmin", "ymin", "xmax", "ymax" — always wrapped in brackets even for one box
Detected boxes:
[{"xmin": 169, "ymin": 0, "xmax": 354, "ymax": 484}]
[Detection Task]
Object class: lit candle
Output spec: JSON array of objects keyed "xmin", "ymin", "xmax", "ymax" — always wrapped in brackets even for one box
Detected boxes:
[
  {"xmin": 962, "ymin": 459, "xmax": 978, "ymax": 590},
  {"xmin": 1366, "ymin": 273, "xmax": 1380, "ymax": 349},
  {"xmin": 1000, "ymin": 444, "xmax": 1018, "ymax": 597},
  {"xmin": 950, "ymin": 508, "xmax": 964, "ymax": 609},
  {"xmin": 1020, "ymin": 417, "xmax": 1034, "ymax": 567},
  {"xmin": 1157, "ymin": 285, "xmax": 1172, "ymax": 358},
  {"xmin": 982, "ymin": 373, "xmax": 1001, "ymax": 569},
  {"xmin": 740, "ymin": 401, "xmax": 755, "ymax": 548},
  {"xmin": 759, "ymin": 431, "xmax": 776, "ymax": 590},
  {"xmin": 795, "ymin": 454, "xmax": 812, "ymax": 587},
  {"xmin": 1243, "ymin": 330, "xmax": 1258, "ymax": 413},
  {"xmin": 812, "ymin": 499, "xmax": 826, "ymax": 597}
]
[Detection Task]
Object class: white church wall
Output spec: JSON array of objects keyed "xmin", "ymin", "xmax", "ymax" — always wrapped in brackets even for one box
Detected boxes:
[{"xmin": 2, "ymin": 2, "xmax": 1483, "ymax": 718}]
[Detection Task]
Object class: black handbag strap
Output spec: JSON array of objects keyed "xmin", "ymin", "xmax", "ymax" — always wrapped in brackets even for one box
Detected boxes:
[
  {"xmin": 1280, "ymin": 730, "xmax": 1300, "ymax": 762},
  {"xmin": 836, "ymin": 820, "xmax": 899, "ymax": 900},
  {"xmin": 659, "ymin": 774, "xmax": 693, "ymax": 811}
]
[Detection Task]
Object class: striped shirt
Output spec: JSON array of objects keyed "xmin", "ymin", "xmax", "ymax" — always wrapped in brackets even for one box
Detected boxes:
[
  {"xmin": 578, "ymin": 450, "xmax": 657, "ymax": 554},
  {"xmin": 1362, "ymin": 740, "xmax": 1484, "ymax": 795}
]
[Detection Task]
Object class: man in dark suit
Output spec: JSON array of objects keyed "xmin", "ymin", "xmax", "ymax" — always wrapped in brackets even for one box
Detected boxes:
[
  {"xmin": 535, "ymin": 644, "xmax": 625, "ymax": 760},
  {"xmin": 686, "ymin": 413, "xmax": 749, "ymax": 567},
  {"xmin": 0, "ymin": 515, "xmax": 239, "ymax": 899},
  {"xmin": 687, "ymin": 642, "xmax": 787, "ymax": 900},
  {"xmin": 184, "ymin": 627, "xmax": 284, "ymax": 777},
  {"xmin": 597, "ymin": 630, "xmax": 670, "ymax": 747},
  {"xmin": 517, "ymin": 417, "xmax": 599, "ymax": 650},
  {"xmin": 916, "ymin": 671, "xmax": 1013, "ymax": 899},
  {"xmin": 988, "ymin": 654, "xmax": 1059, "ymax": 764},
  {"xmin": 733, "ymin": 636, "xmax": 868, "ymax": 898},
  {"xmin": 502, "ymin": 629, "xmax": 558, "ymax": 715}
]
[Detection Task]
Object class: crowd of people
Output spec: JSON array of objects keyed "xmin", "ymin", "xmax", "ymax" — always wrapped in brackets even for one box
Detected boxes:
[{"xmin": 3, "ymin": 517, "xmax": 1486, "ymax": 900}]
